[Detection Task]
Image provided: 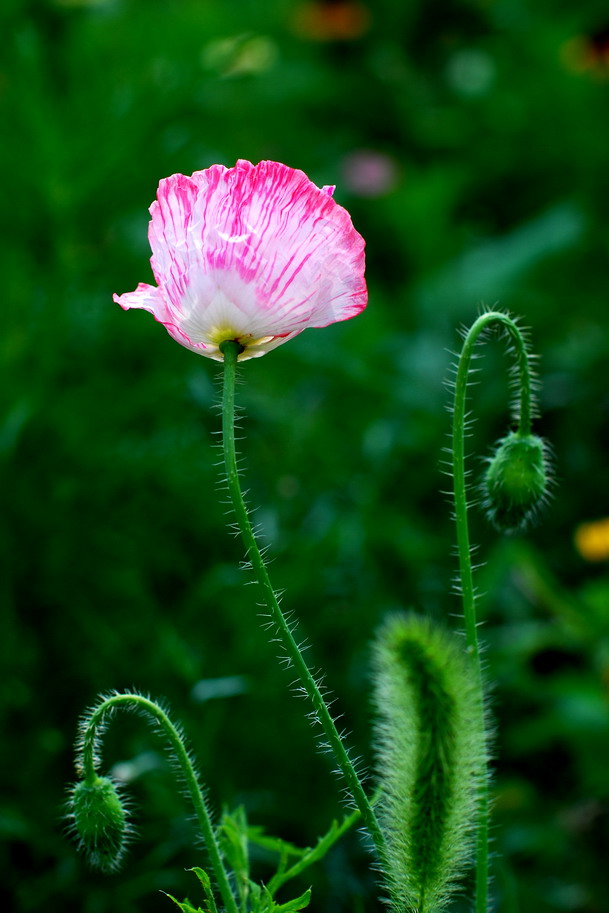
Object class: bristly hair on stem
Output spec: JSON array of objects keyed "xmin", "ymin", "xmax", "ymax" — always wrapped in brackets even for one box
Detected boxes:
[
  {"xmin": 372, "ymin": 614, "xmax": 488, "ymax": 913},
  {"xmin": 218, "ymin": 339, "xmax": 386, "ymax": 861}
]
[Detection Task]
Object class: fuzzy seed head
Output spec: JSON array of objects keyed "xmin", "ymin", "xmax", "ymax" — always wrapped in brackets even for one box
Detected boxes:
[
  {"xmin": 372, "ymin": 614, "xmax": 488, "ymax": 913},
  {"xmin": 70, "ymin": 776, "xmax": 129, "ymax": 873},
  {"xmin": 484, "ymin": 431, "xmax": 549, "ymax": 533}
]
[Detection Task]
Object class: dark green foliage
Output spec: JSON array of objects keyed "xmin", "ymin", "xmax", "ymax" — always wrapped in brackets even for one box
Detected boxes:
[{"xmin": 372, "ymin": 615, "xmax": 487, "ymax": 912}]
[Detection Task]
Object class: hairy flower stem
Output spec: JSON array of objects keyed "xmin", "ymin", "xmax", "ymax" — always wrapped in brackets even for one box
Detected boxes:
[
  {"xmin": 452, "ymin": 312, "xmax": 534, "ymax": 913},
  {"xmin": 220, "ymin": 340, "xmax": 385, "ymax": 860},
  {"xmin": 80, "ymin": 693, "xmax": 238, "ymax": 913}
]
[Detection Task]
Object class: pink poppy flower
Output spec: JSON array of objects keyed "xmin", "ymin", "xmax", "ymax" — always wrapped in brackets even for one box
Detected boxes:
[{"xmin": 114, "ymin": 160, "xmax": 367, "ymax": 361}]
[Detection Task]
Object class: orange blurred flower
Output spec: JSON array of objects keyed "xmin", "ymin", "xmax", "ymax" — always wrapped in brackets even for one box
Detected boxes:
[
  {"xmin": 291, "ymin": 0, "xmax": 371, "ymax": 41},
  {"xmin": 560, "ymin": 27, "xmax": 609, "ymax": 78}
]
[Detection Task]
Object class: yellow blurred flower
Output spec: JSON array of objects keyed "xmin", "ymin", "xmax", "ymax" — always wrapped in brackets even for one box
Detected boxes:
[
  {"xmin": 201, "ymin": 34, "xmax": 278, "ymax": 77},
  {"xmin": 574, "ymin": 518, "xmax": 609, "ymax": 562}
]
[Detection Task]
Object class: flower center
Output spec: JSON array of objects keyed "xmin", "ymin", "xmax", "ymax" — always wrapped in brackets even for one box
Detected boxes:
[
  {"xmin": 208, "ymin": 324, "xmax": 275, "ymax": 354},
  {"xmin": 208, "ymin": 324, "xmax": 245, "ymax": 346}
]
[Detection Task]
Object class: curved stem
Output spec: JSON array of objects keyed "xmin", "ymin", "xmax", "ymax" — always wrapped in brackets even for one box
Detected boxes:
[
  {"xmin": 220, "ymin": 340, "xmax": 385, "ymax": 861},
  {"xmin": 452, "ymin": 311, "xmax": 533, "ymax": 657},
  {"xmin": 452, "ymin": 311, "xmax": 534, "ymax": 913},
  {"xmin": 80, "ymin": 692, "xmax": 238, "ymax": 913}
]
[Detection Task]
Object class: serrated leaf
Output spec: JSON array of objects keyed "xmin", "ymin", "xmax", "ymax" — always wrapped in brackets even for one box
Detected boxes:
[
  {"xmin": 265, "ymin": 809, "xmax": 360, "ymax": 897},
  {"xmin": 188, "ymin": 868, "xmax": 212, "ymax": 892},
  {"xmin": 218, "ymin": 808, "xmax": 251, "ymax": 907},
  {"xmin": 247, "ymin": 879, "xmax": 263, "ymax": 913},
  {"xmin": 294, "ymin": 819, "xmax": 340, "ymax": 866},
  {"xmin": 162, "ymin": 892, "xmax": 202, "ymax": 913},
  {"xmin": 187, "ymin": 868, "xmax": 219, "ymax": 913},
  {"xmin": 246, "ymin": 826, "xmax": 307, "ymax": 859},
  {"xmin": 269, "ymin": 887, "xmax": 312, "ymax": 912},
  {"xmin": 219, "ymin": 807, "xmax": 250, "ymax": 877}
]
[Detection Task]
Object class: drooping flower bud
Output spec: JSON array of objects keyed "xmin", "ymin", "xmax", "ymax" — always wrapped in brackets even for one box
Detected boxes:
[
  {"xmin": 69, "ymin": 776, "xmax": 130, "ymax": 873},
  {"xmin": 483, "ymin": 431, "xmax": 549, "ymax": 533}
]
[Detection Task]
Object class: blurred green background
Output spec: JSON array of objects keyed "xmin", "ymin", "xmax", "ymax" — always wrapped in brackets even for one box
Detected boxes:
[{"xmin": 3, "ymin": 0, "xmax": 609, "ymax": 910}]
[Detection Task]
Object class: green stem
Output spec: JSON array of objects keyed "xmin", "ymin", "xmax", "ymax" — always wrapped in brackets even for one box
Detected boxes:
[
  {"xmin": 220, "ymin": 340, "xmax": 385, "ymax": 861},
  {"xmin": 80, "ymin": 693, "xmax": 238, "ymax": 913},
  {"xmin": 452, "ymin": 311, "xmax": 534, "ymax": 913}
]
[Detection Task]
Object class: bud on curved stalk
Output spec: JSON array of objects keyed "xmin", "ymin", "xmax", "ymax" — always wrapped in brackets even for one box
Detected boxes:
[
  {"xmin": 372, "ymin": 614, "xmax": 488, "ymax": 913},
  {"xmin": 483, "ymin": 431, "xmax": 550, "ymax": 533},
  {"xmin": 67, "ymin": 691, "xmax": 239, "ymax": 913},
  {"xmin": 449, "ymin": 310, "xmax": 550, "ymax": 913},
  {"xmin": 68, "ymin": 775, "xmax": 131, "ymax": 873}
]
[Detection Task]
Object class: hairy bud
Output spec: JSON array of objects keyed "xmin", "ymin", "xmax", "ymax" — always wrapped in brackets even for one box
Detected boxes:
[
  {"xmin": 69, "ymin": 776, "xmax": 130, "ymax": 873},
  {"xmin": 483, "ymin": 431, "xmax": 549, "ymax": 533}
]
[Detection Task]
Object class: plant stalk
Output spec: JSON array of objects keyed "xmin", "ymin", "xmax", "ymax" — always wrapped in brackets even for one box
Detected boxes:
[
  {"xmin": 452, "ymin": 311, "xmax": 534, "ymax": 913},
  {"xmin": 220, "ymin": 340, "xmax": 385, "ymax": 860},
  {"xmin": 80, "ymin": 693, "xmax": 238, "ymax": 913}
]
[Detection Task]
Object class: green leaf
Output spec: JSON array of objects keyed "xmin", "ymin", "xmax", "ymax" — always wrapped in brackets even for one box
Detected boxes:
[
  {"xmin": 187, "ymin": 868, "xmax": 219, "ymax": 913},
  {"xmin": 216, "ymin": 807, "xmax": 352, "ymax": 909},
  {"xmin": 268, "ymin": 887, "xmax": 312, "ymax": 912},
  {"xmin": 218, "ymin": 807, "xmax": 251, "ymax": 907},
  {"xmin": 265, "ymin": 809, "xmax": 361, "ymax": 897},
  {"xmin": 219, "ymin": 807, "xmax": 250, "ymax": 875},
  {"xmin": 246, "ymin": 826, "xmax": 307, "ymax": 859},
  {"xmin": 247, "ymin": 880, "xmax": 263, "ymax": 912},
  {"xmin": 162, "ymin": 893, "xmax": 202, "ymax": 913}
]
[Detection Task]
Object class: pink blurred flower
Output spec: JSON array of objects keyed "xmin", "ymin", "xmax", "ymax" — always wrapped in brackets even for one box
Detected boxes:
[
  {"xmin": 114, "ymin": 160, "xmax": 367, "ymax": 361},
  {"xmin": 341, "ymin": 150, "xmax": 398, "ymax": 198}
]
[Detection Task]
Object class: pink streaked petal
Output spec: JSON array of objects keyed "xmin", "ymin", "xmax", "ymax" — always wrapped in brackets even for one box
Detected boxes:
[
  {"xmin": 185, "ymin": 161, "xmax": 366, "ymax": 324},
  {"xmin": 113, "ymin": 283, "xmax": 171, "ymax": 320},
  {"xmin": 148, "ymin": 173, "xmax": 202, "ymax": 309},
  {"xmin": 115, "ymin": 160, "xmax": 366, "ymax": 360},
  {"xmin": 113, "ymin": 286, "xmax": 215, "ymax": 356},
  {"xmin": 163, "ymin": 320, "xmax": 214, "ymax": 353}
]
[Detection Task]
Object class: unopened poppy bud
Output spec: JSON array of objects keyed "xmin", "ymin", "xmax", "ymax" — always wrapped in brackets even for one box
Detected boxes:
[
  {"xmin": 70, "ymin": 776, "xmax": 130, "ymax": 873},
  {"xmin": 483, "ymin": 431, "xmax": 549, "ymax": 533}
]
